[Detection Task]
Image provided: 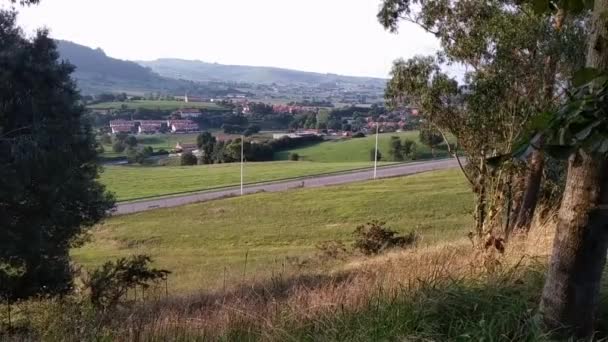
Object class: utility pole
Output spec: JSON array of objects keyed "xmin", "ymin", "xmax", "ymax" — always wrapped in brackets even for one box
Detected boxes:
[
  {"xmin": 240, "ymin": 136, "xmax": 244, "ymax": 195},
  {"xmin": 373, "ymin": 122, "xmax": 379, "ymax": 179}
]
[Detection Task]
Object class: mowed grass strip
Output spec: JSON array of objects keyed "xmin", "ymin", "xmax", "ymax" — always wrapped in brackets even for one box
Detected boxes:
[
  {"xmin": 101, "ymin": 161, "xmax": 391, "ymax": 201},
  {"xmin": 88, "ymin": 100, "xmax": 225, "ymax": 111},
  {"xmin": 75, "ymin": 169, "xmax": 473, "ymax": 293},
  {"xmin": 276, "ymin": 131, "xmax": 451, "ymax": 162}
]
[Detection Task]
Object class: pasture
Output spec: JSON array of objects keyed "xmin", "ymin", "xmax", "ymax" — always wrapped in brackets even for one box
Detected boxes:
[
  {"xmin": 276, "ymin": 131, "xmax": 451, "ymax": 162},
  {"xmin": 76, "ymin": 169, "xmax": 473, "ymax": 293}
]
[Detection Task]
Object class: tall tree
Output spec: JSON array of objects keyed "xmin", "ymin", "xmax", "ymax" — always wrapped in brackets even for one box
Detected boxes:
[
  {"xmin": 0, "ymin": 10, "xmax": 114, "ymax": 300},
  {"xmin": 538, "ymin": 0, "xmax": 608, "ymax": 336},
  {"xmin": 380, "ymin": 0, "xmax": 585, "ymax": 237}
]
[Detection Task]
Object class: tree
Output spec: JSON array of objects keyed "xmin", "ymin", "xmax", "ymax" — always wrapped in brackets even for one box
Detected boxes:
[
  {"xmin": 0, "ymin": 10, "xmax": 114, "ymax": 300},
  {"xmin": 537, "ymin": 0, "xmax": 608, "ymax": 336},
  {"xmin": 419, "ymin": 126, "xmax": 442, "ymax": 156},
  {"xmin": 380, "ymin": 0, "xmax": 585, "ymax": 238},
  {"xmin": 125, "ymin": 135, "xmax": 138, "ymax": 148},
  {"xmin": 402, "ymin": 139, "xmax": 416, "ymax": 159},
  {"xmin": 180, "ymin": 152, "xmax": 198, "ymax": 166},
  {"xmin": 112, "ymin": 141, "xmax": 126, "ymax": 153},
  {"xmin": 196, "ymin": 131, "xmax": 216, "ymax": 164},
  {"xmin": 289, "ymin": 153, "xmax": 300, "ymax": 161},
  {"xmin": 389, "ymin": 136, "xmax": 404, "ymax": 161}
]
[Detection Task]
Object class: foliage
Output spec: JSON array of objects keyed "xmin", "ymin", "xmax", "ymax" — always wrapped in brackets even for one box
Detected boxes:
[
  {"xmin": 0, "ymin": 10, "xmax": 114, "ymax": 300},
  {"xmin": 353, "ymin": 221, "xmax": 419, "ymax": 255},
  {"xmin": 289, "ymin": 153, "xmax": 300, "ymax": 161},
  {"xmin": 112, "ymin": 141, "xmax": 126, "ymax": 153},
  {"xmin": 389, "ymin": 136, "xmax": 404, "ymax": 161},
  {"xmin": 125, "ymin": 135, "xmax": 138, "ymax": 148},
  {"xmin": 243, "ymin": 124, "xmax": 261, "ymax": 137},
  {"xmin": 180, "ymin": 152, "xmax": 198, "ymax": 166},
  {"xmin": 352, "ymin": 132, "xmax": 366, "ymax": 138},
  {"xmin": 196, "ymin": 131, "xmax": 216, "ymax": 164},
  {"xmin": 87, "ymin": 255, "xmax": 169, "ymax": 310},
  {"xmin": 419, "ymin": 127, "xmax": 443, "ymax": 148}
]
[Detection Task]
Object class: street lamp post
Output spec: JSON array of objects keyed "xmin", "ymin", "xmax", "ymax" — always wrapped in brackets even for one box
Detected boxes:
[
  {"xmin": 240, "ymin": 136, "xmax": 244, "ymax": 195},
  {"xmin": 373, "ymin": 122, "xmax": 379, "ymax": 179}
]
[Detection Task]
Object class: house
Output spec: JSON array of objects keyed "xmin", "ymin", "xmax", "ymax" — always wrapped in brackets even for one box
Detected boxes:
[
  {"xmin": 111, "ymin": 125, "xmax": 134, "ymax": 134},
  {"xmin": 173, "ymin": 108, "xmax": 202, "ymax": 119},
  {"xmin": 138, "ymin": 124, "xmax": 160, "ymax": 134},
  {"xmin": 109, "ymin": 120, "xmax": 135, "ymax": 134},
  {"xmin": 168, "ymin": 119, "xmax": 199, "ymax": 133},
  {"xmin": 136, "ymin": 120, "xmax": 165, "ymax": 134}
]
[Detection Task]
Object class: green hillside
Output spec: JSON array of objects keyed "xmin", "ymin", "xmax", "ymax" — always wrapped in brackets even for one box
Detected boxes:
[
  {"xmin": 76, "ymin": 169, "xmax": 472, "ymax": 293},
  {"xmin": 276, "ymin": 131, "xmax": 450, "ymax": 162}
]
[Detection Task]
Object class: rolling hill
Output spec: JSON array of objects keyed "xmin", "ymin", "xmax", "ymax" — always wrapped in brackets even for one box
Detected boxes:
[
  {"xmin": 56, "ymin": 40, "xmax": 185, "ymax": 94},
  {"xmin": 139, "ymin": 58, "xmax": 386, "ymax": 86}
]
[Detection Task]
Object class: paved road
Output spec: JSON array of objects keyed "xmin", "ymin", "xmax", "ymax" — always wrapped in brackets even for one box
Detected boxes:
[{"xmin": 113, "ymin": 158, "xmax": 460, "ymax": 215}]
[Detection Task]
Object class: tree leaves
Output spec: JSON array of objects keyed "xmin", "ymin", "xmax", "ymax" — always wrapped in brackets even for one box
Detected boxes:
[{"xmin": 573, "ymin": 67, "xmax": 601, "ymax": 86}]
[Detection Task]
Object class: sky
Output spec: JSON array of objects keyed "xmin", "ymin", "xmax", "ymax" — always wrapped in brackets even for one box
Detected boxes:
[{"xmin": 11, "ymin": 0, "xmax": 443, "ymax": 79}]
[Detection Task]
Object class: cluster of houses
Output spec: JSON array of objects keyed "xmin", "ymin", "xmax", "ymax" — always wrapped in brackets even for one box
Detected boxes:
[{"xmin": 109, "ymin": 119, "xmax": 199, "ymax": 135}]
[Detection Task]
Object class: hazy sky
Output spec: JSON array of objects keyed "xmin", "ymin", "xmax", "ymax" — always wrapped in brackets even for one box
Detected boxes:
[{"xmin": 11, "ymin": 0, "xmax": 442, "ymax": 78}]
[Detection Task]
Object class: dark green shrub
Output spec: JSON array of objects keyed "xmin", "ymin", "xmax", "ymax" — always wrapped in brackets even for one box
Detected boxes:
[{"xmin": 353, "ymin": 221, "xmax": 418, "ymax": 255}]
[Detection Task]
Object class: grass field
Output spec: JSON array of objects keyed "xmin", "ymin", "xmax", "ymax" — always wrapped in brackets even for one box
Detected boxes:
[
  {"xmin": 275, "ymin": 131, "xmax": 451, "ymax": 162},
  {"xmin": 88, "ymin": 100, "xmax": 225, "ymax": 111},
  {"xmin": 101, "ymin": 161, "xmax": 394, "ymax": 201},
  {"xmin": 76, "ymin": 169, "xmax": 473, "ymax": 293}
]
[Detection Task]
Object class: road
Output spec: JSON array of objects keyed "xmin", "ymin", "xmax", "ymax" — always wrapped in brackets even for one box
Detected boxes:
[{"xmin": 113, "ymin": 158, "xmax": 460, "ymax": 215}]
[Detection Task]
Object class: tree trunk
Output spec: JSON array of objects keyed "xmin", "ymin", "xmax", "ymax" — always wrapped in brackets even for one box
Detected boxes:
[
  {"xmin": 540, "ymin": 0, "xmax": 608, "ymax": 337},
  {"xmin": 513, "ymin": 147, "xmax": 544, "ymax": 232},
  {"xmin": 539, "ymin": 152, "xmax": 608, "ymax": 337},
  {"xmin": 513, "ymin": 11, "xmax": 565, "ymax": 233}
]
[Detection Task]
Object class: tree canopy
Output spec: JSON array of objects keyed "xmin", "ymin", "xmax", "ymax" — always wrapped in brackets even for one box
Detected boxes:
[{"xmin": 0, "ymin": 10, "xmax": 114, "ymax": 300}]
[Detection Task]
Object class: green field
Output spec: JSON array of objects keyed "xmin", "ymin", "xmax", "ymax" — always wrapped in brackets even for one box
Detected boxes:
[
  {"xmin": 276, "ymin": 131, "xmax": 451, "ymax": 162},
  {"xmin": 88, "ymin": 100, "xmax": 225, "ymax": 111},
  {"xmin": 77, "ymin": 169, "xmax": 473, "ymax": 293},
  {"xmin": 101, "ymin": 161, "xmax": 393, "ymax": 201}
]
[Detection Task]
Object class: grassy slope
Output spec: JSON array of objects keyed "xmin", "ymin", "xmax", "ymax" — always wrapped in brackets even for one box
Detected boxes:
[
  {"xmin": 275, "ymin": 131, "xmax": 450, "ymax": 162},
  {"xmin": 77, "ymin": 169, "xmax": 473, "ymax": 293},
  {"xmin": 88, "ymin": 100, "xmax": 224, "ymax": 111},
  {"xmin": 101, "ymin": 161, "xmax": 391, "ymax": 201}
]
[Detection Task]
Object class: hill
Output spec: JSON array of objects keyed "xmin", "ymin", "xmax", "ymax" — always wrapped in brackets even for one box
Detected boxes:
[
  {"xmin": 139, "ymin": 58, "xmax": 387, "ymax": 86},
  {"xmin": 56, "ymin": 40, "xmax": 184, "ymax": 94}
]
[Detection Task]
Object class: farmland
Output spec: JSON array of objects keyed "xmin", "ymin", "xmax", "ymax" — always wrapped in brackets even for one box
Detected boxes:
[
  {"xmin": 88, "ymin": 100, "xmax": 226, "ymax": 111},
  {"xmin": 76, "ymin": 169, "xmax": 473, "ymax": 293},
  {"xmin": 276, "ymin": 131, "xmax": 451, "ymax": 162},
  {"xmin": 101, "ymin": 161, "xmax": 395, "ymax": 201}
]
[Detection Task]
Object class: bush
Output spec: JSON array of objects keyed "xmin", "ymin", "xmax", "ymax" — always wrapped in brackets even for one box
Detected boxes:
[
  {"xmin": 180, "ymin": 152, "xmax": 198, "ymax": 166},
  {"xmin": 86, "ymin": 255, "xmax": 170, "ymax": 310},
  {"xmin": 353, "ymin": 220, "xmax": 418, "ymax": 255},
  {"xmin": 352, "ymin": 132, "xmax": 366, "ymax": 138},
  {"xmin": 289, "ymin": 153, "xmax": 300, "ymax": 161},
  {"xmin": 112, "ymin": 141, "xmax": 126, "ymax": 153}
]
